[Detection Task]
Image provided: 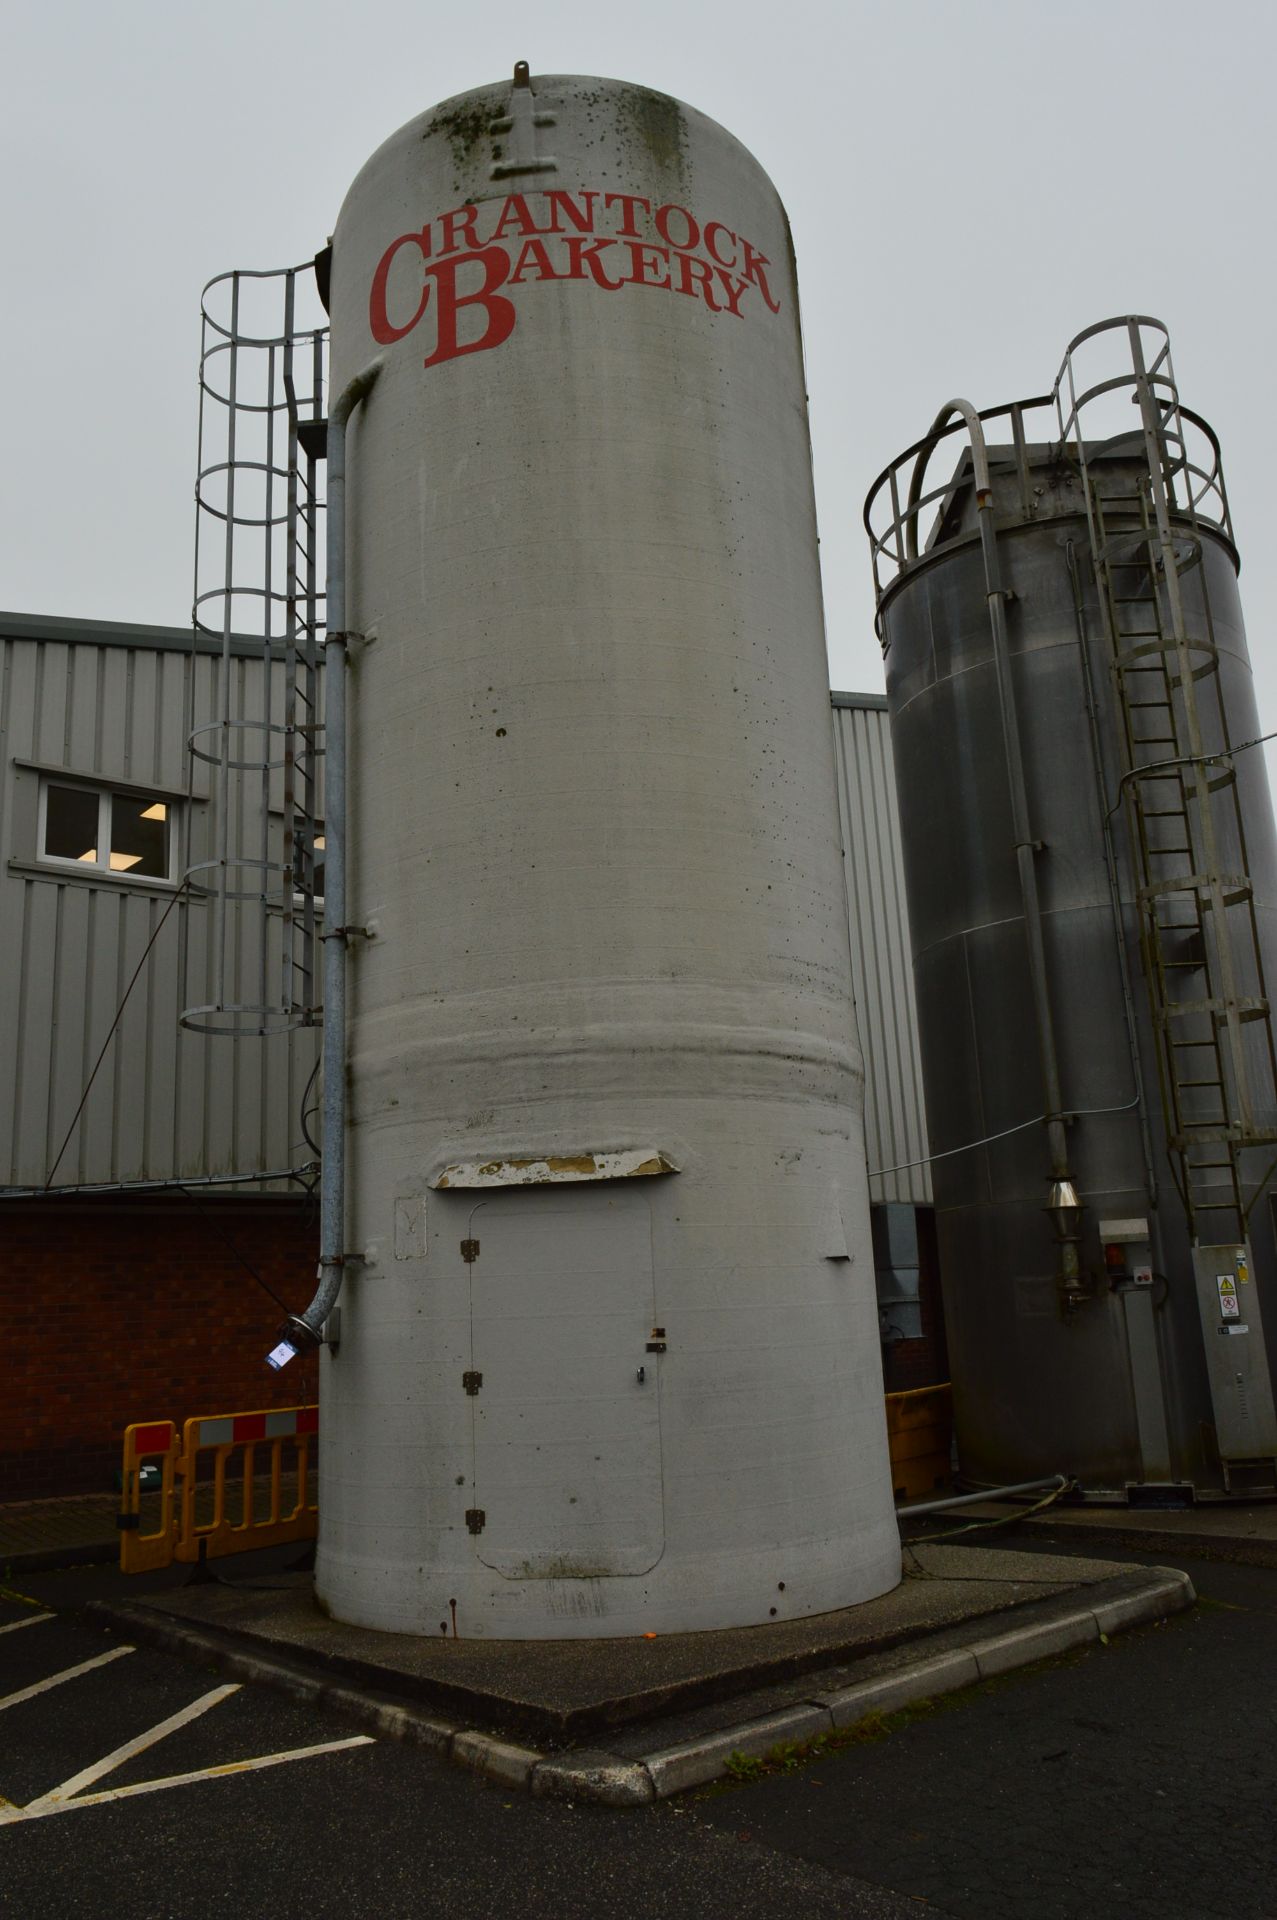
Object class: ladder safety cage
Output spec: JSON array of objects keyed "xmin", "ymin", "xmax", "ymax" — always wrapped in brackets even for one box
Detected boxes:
[
  {"xmin": 1053, "ymin": 316, "xmax": 1277, "ymax": 1243},
  {"xmin": 184, "ymin": 264, "xmax": 330, "ymax": 1037}
]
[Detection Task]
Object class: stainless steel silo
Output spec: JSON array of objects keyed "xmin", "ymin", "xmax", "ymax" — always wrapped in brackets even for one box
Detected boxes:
[
  {"xmin": 865, "ymin": 319, "xmax": 1277, "ymax": 1499},
  {"xmin": 313, "ymin": 67, "xmax": 901, "ymax": 1635}
]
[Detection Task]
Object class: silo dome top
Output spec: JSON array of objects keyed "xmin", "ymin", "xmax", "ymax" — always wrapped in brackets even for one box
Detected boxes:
[
  {"xmin": 342, "ymin": 63, "xmax": 783, "ymax": 211},
  {"xmin": 333, "ymin": 66, "xmax": 795, "ymax": 381}
]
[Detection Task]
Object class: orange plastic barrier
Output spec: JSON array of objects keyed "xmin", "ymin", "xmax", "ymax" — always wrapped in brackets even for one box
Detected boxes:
[
  {"xmin": 118, "ymin": 1406, "xmax": 317, "ymax": 1573},
  {"xmin": 885, "ymin": 1383, "xmax": 953, "ymax": 1504},
  {"xmin": 118, "ymin": 1420, "xmax": 180, "ymax": 1573}
]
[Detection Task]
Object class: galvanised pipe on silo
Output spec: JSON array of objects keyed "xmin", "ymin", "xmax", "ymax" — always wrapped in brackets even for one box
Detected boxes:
[{"xmin": 289, "ymin": 358, "xmax": 382, "ymax": 1351}]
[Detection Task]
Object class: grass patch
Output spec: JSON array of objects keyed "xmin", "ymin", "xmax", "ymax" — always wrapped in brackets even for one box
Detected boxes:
[
  {"xmin": 721, "ymin": 1708, "xmax": 913, "ymax": 1785},
  {"xmin": 707, "ymin": 1645, "xmax": 1104, "ymax": 1796}
]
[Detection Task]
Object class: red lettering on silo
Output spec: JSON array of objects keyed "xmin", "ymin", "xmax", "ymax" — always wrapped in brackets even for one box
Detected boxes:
[
  {"xmin": 655, "ymin": 204, "xmax": 699, "ymax": 252},
  {"xmin": 740, "ymin": 238, "xmax": 781, "ymax": 314},
  {"xmin": 422, "ymin": 249, "xmax": 517, "ymax": 366},
  {"xmin": 562, "ymin": 237, "xmax": 626, "ymax": 290},
  {"xmin": 369, "ymin": 231, "xmax": 433, "ymax": 344},
  {"xmin": 544, "ymin": 190, "xmax": 599, "ymax": 233},
  {"xmin": 603, "ymin": 193, "xmax": 651, "ymax": 238}
]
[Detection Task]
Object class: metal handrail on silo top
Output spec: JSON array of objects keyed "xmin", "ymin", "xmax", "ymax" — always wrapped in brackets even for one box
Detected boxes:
[{"xmin": 1051, "ymin": 315, "xmax": 1233, "ymax": 549}]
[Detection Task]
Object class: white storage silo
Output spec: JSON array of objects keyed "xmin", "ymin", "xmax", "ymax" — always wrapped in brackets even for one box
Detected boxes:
[{"xmin": 318, "ymin": 66, "xmax": 899, "ymax": 1636}]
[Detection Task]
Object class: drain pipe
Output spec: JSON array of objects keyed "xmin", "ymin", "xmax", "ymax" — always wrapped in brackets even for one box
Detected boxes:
[
  {"xmin": 908, "ymin": 403, "xmax": 1084, "ymax": 1303},
  {"xmin": 285, "ymin": 357, "xmax": 383, "ymax": 1355}
]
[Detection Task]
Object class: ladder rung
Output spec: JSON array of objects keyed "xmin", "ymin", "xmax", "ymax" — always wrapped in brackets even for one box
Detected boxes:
[{"xmin": 1166, "ymin": 997, "xmax": 1271, "ymax": 1020}]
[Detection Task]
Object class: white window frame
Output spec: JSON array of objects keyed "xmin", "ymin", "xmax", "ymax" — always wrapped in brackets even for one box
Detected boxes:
[{"xmin": 37, "ymin": 776, "xmax": 181, "ymax": 886}]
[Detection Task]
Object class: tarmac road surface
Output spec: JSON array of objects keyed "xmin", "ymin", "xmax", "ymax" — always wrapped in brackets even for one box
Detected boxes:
[
  {"xmin": 3, "ymin": 1537, "xmax": 1272, "ymax": 1918},
  {"xmin": 692, "ymin": 1540, "xmax": 1277, "ymax": 1920},
  {"xmin": 0, "ymin": 1585, "xmax": 911, "ymax": 1919}
]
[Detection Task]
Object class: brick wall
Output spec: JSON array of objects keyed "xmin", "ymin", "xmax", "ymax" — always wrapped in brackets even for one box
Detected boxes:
[
  {"xmin": 880, "ymin": 1208, "xmax": 951, "ymax": 1397},
  {"xmin": 2, "ymin": 1195, "xmax": 319, "ymax": 1498}
]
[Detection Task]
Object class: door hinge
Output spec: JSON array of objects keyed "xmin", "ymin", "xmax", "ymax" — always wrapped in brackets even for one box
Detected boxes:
[
  {"xmin": 461, "ymin": 1238, "xmax": 480, "ymax": 1263},
  {"xmin": 462, "ymin": 1370, "xmax": 483, "ymax": 1396},
  {"xmin": 465, "ymin": 1508, "xmax": 486, "ymax": 1535}
]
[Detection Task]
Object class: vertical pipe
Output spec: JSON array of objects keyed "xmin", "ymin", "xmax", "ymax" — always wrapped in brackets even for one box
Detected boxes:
[
  {"xmin": 292, "ymin": 358, "xmax": 381, "ymax": 1346},
  {"xmin": 922, "ymin": 405, "xmax": 1070, "ymax": 1171},
  {"xmin": 904, "ymin": 401, "xmax": 1081, "ymax": 1288}
]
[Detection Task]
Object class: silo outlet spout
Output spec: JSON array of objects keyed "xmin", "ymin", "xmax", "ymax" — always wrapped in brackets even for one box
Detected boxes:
[{"xmin": 1046, "ymin": 1177, "xmax": 1088, "ymax": 1308}]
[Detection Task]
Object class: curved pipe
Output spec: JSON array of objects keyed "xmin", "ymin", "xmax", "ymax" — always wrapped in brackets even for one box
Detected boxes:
[
  {"xmin": 288, "ymin": 356, "xmax": 383, "ymax": 1350},
  {"xmin": 904, "ymin": 398, "xmax": 994, "ymax": 563}
]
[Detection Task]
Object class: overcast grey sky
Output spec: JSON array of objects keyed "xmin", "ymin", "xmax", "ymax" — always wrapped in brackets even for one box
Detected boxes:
[{"xmin": 4, "ymin": 0, "xmax": 1276, "ymax": 767}]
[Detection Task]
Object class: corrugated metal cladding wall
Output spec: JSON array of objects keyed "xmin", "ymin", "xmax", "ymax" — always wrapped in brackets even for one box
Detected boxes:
[
  {"xmin": 831, "ymin": 695, "xmax": 932, "ymax": 1207},
  {"xmin": 0, "ymin": 619, "xmax": 923, "ymax": 1206},
  {"xmin": 0, "ymin": 616, "xmax": 319, "ymax": 1190}
]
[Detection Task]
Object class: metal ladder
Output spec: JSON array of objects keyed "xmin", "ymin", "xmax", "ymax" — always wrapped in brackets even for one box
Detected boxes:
[
  {"xmin": 185, "ymin": 263, "xmax": 328, "ymax": 1036},
  {"xmin": 1061, "ymin": 321, "xmax": 1277, "ymax": 1240}
]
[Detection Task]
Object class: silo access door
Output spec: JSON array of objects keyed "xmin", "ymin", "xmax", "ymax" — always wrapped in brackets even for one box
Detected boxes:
[{"xmin": 465, "ymin": 1186, "xmax": 666, "ymax": 1580}]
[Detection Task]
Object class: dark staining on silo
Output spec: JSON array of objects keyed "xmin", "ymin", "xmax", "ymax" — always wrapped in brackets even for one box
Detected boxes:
[
  {"xmin": 424, "ymin": 98, "xmax": 498, "ymax": 191},
  {"xmin": 618, "ymin": 85, "xmax": 689, "ymax": 186}
]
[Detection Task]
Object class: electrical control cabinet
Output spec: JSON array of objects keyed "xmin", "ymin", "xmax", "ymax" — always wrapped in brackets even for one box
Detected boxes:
[{"xmin": 1193, "ymin": 1244, "xmax": 1277, "ymax": 1476}]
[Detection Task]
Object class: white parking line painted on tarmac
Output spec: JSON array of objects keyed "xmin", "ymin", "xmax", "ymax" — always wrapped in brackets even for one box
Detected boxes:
[
  {"xmin": 0, "ymin": 1646, "xmax": 133, "ymax": 1713},
  {"xmin": 0, "ymin": 1736, "xmax": 376, "ymax": 1824},
  {"xmin": 26, "ymin": 1684, "xmax": 242, "ymax": 1809},
  {"xmin": 0, "ymin": 1613, "xmax": 54, "ymax": 1636}
]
